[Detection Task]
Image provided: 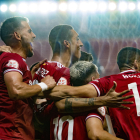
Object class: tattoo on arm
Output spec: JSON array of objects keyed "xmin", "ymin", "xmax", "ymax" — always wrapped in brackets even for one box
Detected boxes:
[
  {"xmin": 65, "ymin": 98, "xmax": 73, "ymax": 113},
  {"xmin": 64, "ymin": 98, "xmax": 95, "ymax": 113},
  {"xmin": 88, "ymin": 98, "xmax": 95, "ymax": 105}
]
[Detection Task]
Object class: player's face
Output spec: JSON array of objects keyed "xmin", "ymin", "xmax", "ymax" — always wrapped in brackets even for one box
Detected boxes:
[
  {"xmin": 70, "ymin": 29, "xmax": 83, "ymax": 59},
  {"xmin": 19, "ymin": 21, "xmax": 36, "ymax": 57}
]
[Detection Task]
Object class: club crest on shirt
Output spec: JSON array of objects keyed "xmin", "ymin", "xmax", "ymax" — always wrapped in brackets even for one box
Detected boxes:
[
  {"xmin": 6, "ymin": 60, "xmax": 19, "ymax": 69},
  {"xmin": 97, "ymin": 107, "xmax": 105, "ymax": 116},
  {"xmin": 57, "ymin": 62, "xmax": 64, "ymax": 68},
  {"xmin": 57, "ymin": 77, "xmax": 67, "ymax": 85}
]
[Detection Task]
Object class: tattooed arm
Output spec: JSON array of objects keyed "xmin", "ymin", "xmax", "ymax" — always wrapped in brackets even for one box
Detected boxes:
[
  {"xmin": 55, "ymin": 97, "xmax": 105, "ymax": 113},
  {"xmin": 55, "ymin": 82, "xmax": 133, "ymax": 113}
]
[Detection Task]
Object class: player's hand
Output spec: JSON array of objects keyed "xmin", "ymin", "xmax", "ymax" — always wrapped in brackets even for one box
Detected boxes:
[
  {"xmin": 31, "ymin": 59, "xmax": 47, "ymax": 78},
  {"xmin": 0, "ymin": 45, "xmax": 12, "ymax": 53},
  {"xmin": 102, "ymin": 81, "xmax": 133, "ymax": 109},
  {"xmin": 41, "ymin": 75, "xmax": 56, "ymax": 90}
]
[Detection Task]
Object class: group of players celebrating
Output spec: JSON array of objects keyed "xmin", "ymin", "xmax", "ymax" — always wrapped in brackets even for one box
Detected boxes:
[{"xmin": 0, "ymin": 16, "xmax": 139, "ymax": 140}]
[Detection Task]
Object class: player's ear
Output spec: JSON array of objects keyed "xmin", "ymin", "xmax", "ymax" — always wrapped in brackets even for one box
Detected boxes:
[
  {"xmin": 134, "ymin": 59, "xmax": 138, "ymax": 70},
  {"xmin": 64, "ymin": 40, "xmax": 70, "ymax": 48},
  {"xmin": 91, "ymin": 76, "xmax": 96, "ymax": 81},
  {"xmin": 14, "ymin": 32, "xmax": 21, "ymax": 41}
]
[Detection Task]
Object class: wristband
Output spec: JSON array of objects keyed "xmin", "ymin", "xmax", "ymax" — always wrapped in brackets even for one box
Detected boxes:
[{"xmin": 37, "ymin": 82, "xmax": 48, "ymax": 91}]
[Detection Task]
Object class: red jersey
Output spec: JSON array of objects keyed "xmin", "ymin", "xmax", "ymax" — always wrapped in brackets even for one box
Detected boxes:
[
  {"xmin": 0, "ymin": 52, "xmax": 34, "ymax": 140},
  {"xmin": 50, "ymin": 107, "xmax": 105, "ymax": 140},
  {"xmin": 33, "ymin": 61, "xmax": 70, "ymax": 85},
  {"xmin": 33, "ymin": 61, "xmax": 70, "ymax": 140},
  {"xmin": 34, "ymin": 61, "xmax": 105, "ymax": 140},
  {"xmin": 89, "ymin": 70, "xmax": 140, "ymax": 140}
]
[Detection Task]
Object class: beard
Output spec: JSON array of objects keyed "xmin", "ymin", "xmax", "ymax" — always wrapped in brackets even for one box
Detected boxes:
[{"xmin": 21, "ymin": 36, "xmax": 34, "ymax": 58}]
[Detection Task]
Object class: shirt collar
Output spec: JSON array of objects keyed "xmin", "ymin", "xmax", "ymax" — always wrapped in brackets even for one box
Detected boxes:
[{"xmin": 120, "ymin": 69, "xmax": 136, "ymax": 74}]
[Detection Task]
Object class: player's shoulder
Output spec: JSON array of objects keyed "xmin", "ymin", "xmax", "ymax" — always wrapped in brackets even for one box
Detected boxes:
[
  {"xmin": 1, "ymin": 52, "xmax": 23, "ymax": 60},
  {"xmin": 40, "ymin": 61, "xmax": 57, "ymax": 70},
  {"xmin": 48, "ymin": 61, "xmax": 64, "ymax": 69},
  {"xmin": 0, "ymin": 52, "xmax": 25, "ymax": 65}
]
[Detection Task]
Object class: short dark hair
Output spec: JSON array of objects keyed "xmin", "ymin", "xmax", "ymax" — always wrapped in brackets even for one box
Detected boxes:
[
  {"xmin": 49, "ymin": 25, "xmax": 73, "ymax": 54},
  {"xmin": 0, "ymin": 16, "xmax": 28, "ymax": 45},
  {"xmin": 70, "ymin": 61, "xmax": 98, "ymax": 86},
  {"xmin": 117, "ymin": 47, "xmax": 140, "ymax": 69}
]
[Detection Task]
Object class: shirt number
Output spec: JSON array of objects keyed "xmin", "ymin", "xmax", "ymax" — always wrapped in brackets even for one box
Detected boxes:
[
  {"xmin": 53, "ymin": 115, "xmax": 74, "ymax": 140},
  {"xmin": 128, "ymin": 82, "xmax": 140, "ymax": 116}
]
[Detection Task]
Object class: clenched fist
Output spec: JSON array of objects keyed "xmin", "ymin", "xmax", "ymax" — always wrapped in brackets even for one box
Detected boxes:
[{"xmin": 41, "ymin": 75, "xmax": 56, "ymax": 90}]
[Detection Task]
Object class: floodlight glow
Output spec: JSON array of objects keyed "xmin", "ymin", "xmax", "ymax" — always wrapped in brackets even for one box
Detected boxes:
[
  {"xmin": 68, "ymin": 2, "xmax": 78, "ymax": 12},
  {"xmin": 1, "ymin": 4, "xmax": 7, "ymax": 12},
  {"xmin": 138, "ymin": 2, "xmax": 140, "ymax": 10},
  {"xmin": 88, "ymin": 2, "xmax": 98, "ymax": 12},
  {"xmin": 18, "ymin": 3, "xmax": 28, "ymax": 13},
  {"xmin": 118, "ymin": 2, "xmax": 127, "ymax": 12},
  {"xmin": 98, "ymin": 2, "xmax": 107, "ymax": 12},
  {"xmin": 128, "ymin": 2, "xmax": 136, "ymax": 11},
  {"xmin": 39, "ymin": 2, "xmax": 50, "ymax": 13},
  {"xmin": 9, "ymin": 4, "xmax": 17, "ymax": 12},
  {"xmin": 79, "ymin": 2, "xmax": 88, "ymax": 12},
  {"xmin": 29, "ymin": 2, "xmax": 38, "ymax": 13},
  {"xmin": 108, "ymin": 2, "xmax": 116, "ymax": 11},
  {"xmin": 49, "ymin": 2, "xmax": 57, "ymax": 12},
  {"xmin": 59, "ymin": 2, "xmax": 68, "ymax": 12}
]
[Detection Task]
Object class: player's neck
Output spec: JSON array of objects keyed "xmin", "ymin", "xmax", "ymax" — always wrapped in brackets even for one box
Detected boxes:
[
  {"xmin": 120, "ymin": 67, "xmax": 136, "ymax": 72},
  {"xmin": 120, "ymin": 63, "xmax": 137, "ymax": 72},
  {"xmin": 51, "ymin": 53, "xmax": 71, "ymax": 67},
  {"xmin": 10, "ymin": 43, "xmax": 27, "ymax": 59}
]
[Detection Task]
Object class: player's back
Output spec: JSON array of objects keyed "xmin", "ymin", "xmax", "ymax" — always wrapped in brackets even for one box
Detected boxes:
[
  {"xmin": 108, "ymin": 70, "xmax": 140, "ymax": 140},
  {"xmin": 50, "ymin": 108, "xmax": 105, "ymax": 140}
]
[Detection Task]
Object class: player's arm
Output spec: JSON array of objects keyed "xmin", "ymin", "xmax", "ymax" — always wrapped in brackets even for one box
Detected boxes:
[
  {"xmin": 86, "ymin": 117, "xmax": 124, "ymax": 140},
  {"xmin": 4, "ymin": 72, "xmax": 56, "ymax": 100},
  {"xmin": 46, "ymin": 84, "xmax": 96, "ymax": 98},
  {"xmin": 54, "ymin": 82, "xmax": 133, "ymax": 113}
]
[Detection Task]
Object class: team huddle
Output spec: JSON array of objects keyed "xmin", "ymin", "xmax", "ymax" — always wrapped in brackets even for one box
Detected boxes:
[{"xmin": 0, "ymin": 16, "xmax": 139, "ymax": 140}]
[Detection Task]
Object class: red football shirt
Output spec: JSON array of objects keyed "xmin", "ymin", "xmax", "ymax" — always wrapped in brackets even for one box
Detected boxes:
[
  {"xmin": 34, "ymin": 61, "xmax": 106, "ymax": 140},
  {"xmin": 89, "ymin": 70, "xmax": 140, "ymax": 140},
  {"xmin": 33, "ymin": 61, "xmax": 70, "ymax": 140},
  {"xmin": 0, "ymin": 52, "xmax": 34, "ymax": 140},
  {"xmin": 33, "ymin": 61, "xmax": 70, "ymax": 85},
  {"xmin": 49, "ymin": 107, "xmax": 105, "ymax": 140}
]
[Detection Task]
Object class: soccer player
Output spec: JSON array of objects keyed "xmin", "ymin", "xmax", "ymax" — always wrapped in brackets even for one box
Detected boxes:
[
  {"xmin": 0, "ymin": 22, "xmax": 134, "ymax": 139},
  {"xmin": 49, "ymin": 61, "xmax": 123, "ymax": 140},
  {"xmin": 0, "ymin": 17, "xmax": 56, "ymax": 140},
  {"xmin": 51, "ymin": 47, "xmax": 140, "ymax": 140},
  {"xmin": 0, "ymin": 24, "xmax": 133, "ymax": 108},
  {"xmin": 32, "ymin": 25, "xmax": 133, "ymax": 139}
]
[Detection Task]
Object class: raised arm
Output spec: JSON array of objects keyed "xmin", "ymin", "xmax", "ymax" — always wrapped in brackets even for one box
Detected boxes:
[{"xmin": 4, "ymin": 72, "xmax": 56, "ymax": 100}]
